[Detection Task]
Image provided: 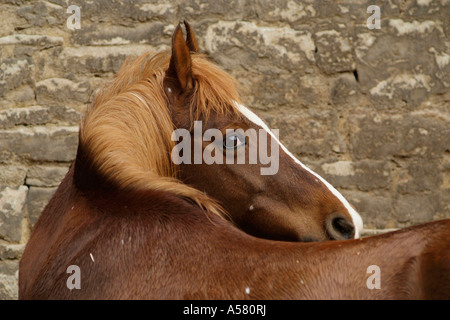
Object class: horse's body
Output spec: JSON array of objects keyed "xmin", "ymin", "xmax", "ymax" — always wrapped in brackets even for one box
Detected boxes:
[
  {"xmin": 20, "ymin": 166, "xmax": 449, "ymax": 299},
  {"xmin": 19, "ymin": 22, "xmax": 450, "ymax": 299}
]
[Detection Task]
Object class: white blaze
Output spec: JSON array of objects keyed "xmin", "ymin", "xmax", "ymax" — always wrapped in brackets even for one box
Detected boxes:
[{"xmin": 235, "ymin": 102, "xmax": 363, "ymax": 238}]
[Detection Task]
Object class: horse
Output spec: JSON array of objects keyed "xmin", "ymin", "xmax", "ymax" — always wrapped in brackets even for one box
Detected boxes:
[
  {"xmin": 31, "ymin": 21, "xmax": 362, "ymax": 244},
  {"xmin": 19, "ymin": 22, "xmax": 449, "ymax": 299}
]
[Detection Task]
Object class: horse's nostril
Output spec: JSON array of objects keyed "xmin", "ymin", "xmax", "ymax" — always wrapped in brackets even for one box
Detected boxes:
[
  {"xmin": 333, "ymin": 217, "xmax": 354, "ymax": 235},
  {"xmin": 327, "ymin": 215, "xmax": 355, "ymax": 240}
]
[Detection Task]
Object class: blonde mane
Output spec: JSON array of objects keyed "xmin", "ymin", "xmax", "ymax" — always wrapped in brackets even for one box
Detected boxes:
[{"xmin": 79, "ymin": 51, "xmax": 242, "ymax": 217}]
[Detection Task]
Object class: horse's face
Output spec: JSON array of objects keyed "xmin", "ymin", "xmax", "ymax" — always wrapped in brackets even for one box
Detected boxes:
[
  {"xmin": 174, "ymin": 108, "xmax": 363, "ymax": 242},
  {"xmin": 164, "ymin": 22, "xmax": 363, "ymax": 241}
]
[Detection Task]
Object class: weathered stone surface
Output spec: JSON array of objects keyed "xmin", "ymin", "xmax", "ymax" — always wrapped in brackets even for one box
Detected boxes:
[
  {"xmin": 439, "ymin": 189, "xmax": 450, "ymax": 220},
  {"xmin": 319, "ymin": 160, "xmax": 392, "ymax": 191},
  {"xmin": 355, "ymin": 20, "xmax": 449, "ymax": 106},
  {"xmin": 0, "ymin": 261, "xmax": 18, "ymax": 300},
  {"xmin": 0, "ymin": 34, "xmax": 64, "ymax": 48},
  {"xmin": 320, "ymin": 160, "xmax": 355, "ymax": 186},
  {"xmin": 0, "ymin": 126, "xmax": 78, "ymax": 162},
  {"xmin": 353, "ymin": 160, "xmax": 392, "ymax": 191},
  {"xmin": 0, "ymin": 4, "xmax": 22, "ymax": 37},
  {"xmin": 58, "ymin": 45, "xmax": 156, "ymax": 77},
  {"xmin": 393, "ymin": 193, "xmax": 439, "ymax": 225},
  {"xmin": 0, "ymin": 243, "xmax": 25, "ymax": 261},
  {"xmin": 3, "ymin": 85, "xmax": 35, "ymax": 107},
  {"xmin": 254, "ymin": 0, "xmax": 316, "ymax": 23},
  {"xmin": 341, "ymin": 191, "xmax": 394, "ymax": 230},
  {"xmin": 26, "ymin": 165, "xmax": 69, "ymax": 187},
  {"xmin": 349, "ymin": 113, "xmax": 450, "ymax": 160},
  {"xmin": 72, "ymin": 22, "xmax": 165, "ymax": 46},
  {"xmin": 268, "ymin": 109, "xmax": 338, "ymax": 158},
  {"xmin": 395, "ymin": 159, "xmax": 442, "ymax": 194},
  {"xmin": 204, "ymin": 21, "xmax": 315, "ymax": 72},
  {"xmin": 0, "ymin": 166, "xmax": 27, "ymax": 188},
  {"xmin": 0, "ymin": 186, "xmax": 28, "ymax": 242},
  {"xmin": 315, "ymin": 28, "xmax": 355, "ymax": 74},
  {"xmin": 16, "ymin": 1, "xmax": 66, "ymax": 28},
  {"xmin": 36, "ymin": 78, "xmax": 91, "ymax": 107},
  {"xmin": 311, "ymin": 0, "xmax": 404, "ymax": 21},
  {"xmin": 49, "ymin": 105, "xmax": 81, "ymax": 124},
  {"xmin": 0, "ymin": 259, "xmax": 19, "ymax": 276},
  {"xmin": 404, "ymin": 0, "xmax": 450, "ymax": 21},
  {"xmin": 0, "ymin": 106, "xmax": 51, "ymax": 129},
  {"xmin": 65, "ymin": 0, "xmax": 172, "ymax": 25},
  {"xmin": 330, "ymin": 73, "xmax": 359, "ymax": 106},
  {"xmin": 0, "ymin": 105, "xmax": 80, "ymax": 130},
  {"xmin": 0, "ymin": 58, "xmax": 33, "ymax": 98},
  {"xmin": 26, "ymin": 187, "xmax": 57, "ymax": 228},
  {"xmin": 237, "ymin": 72, "xmax": 328, "ymax": 111}
]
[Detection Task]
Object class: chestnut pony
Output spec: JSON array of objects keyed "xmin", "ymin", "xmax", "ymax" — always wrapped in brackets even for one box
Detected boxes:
[{"xmin": 19, "ymin": 23, "xmax": 449, "ymax": 299}]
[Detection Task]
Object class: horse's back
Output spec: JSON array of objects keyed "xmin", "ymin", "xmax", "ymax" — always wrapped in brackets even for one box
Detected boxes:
[
  {"xmin": 359, "ymin": 219, "xmax": 450, "ymax": 299},
  {"xmin": 19, "ymin": 167, "xmax": 78, "ymax": 298},
  {"xmin": 18, "ymin": 166, "xmax": 208, "ymax": 299},
  {"xmin": 19, "ymin": 166, "xmax": 450, "ymax": 299},
  {"xmin": 419, "ymin": 219, "xmax": 450, "ymax": 299}
]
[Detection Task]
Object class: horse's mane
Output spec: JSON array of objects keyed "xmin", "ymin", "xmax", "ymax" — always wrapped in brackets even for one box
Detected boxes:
[{"xmin": 78, "ymin": 51, "xmax": 242, "ymax": 217}]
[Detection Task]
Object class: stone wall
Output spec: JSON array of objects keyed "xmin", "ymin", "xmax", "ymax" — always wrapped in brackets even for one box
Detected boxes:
[{"xmin": 0, "ymin": 0, "xmax": 449, "ymax": 299}]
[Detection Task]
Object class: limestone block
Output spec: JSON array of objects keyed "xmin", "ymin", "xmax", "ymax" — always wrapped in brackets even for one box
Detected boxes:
[
  {"xmin": 0, "ymin": 186, "xmax": 28, "ymax": 242},
  {"xmin": 0, "ymin": 126, "xmax": 78, "ymax": 162},
  {"xmin": 26, "ymin": 165, "xmax": 69, "ymax": 187},
  {"xmin": 26, "ymin": 186, "xmax": 57, "ymax": 228}
]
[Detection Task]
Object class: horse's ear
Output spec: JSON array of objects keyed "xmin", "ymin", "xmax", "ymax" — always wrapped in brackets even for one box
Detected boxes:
[
  {"xmin": 166, "ymin": 23, "xmax": 193, "ymax": 93},
  {"xmin": 184, "ymin": 20, "xmax": 199, "ymax": 53}
]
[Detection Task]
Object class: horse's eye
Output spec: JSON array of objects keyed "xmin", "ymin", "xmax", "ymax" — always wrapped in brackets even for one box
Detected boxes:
[{"xmin": 224, "ymin": 133, "xmax": 246, "ymax": 149}]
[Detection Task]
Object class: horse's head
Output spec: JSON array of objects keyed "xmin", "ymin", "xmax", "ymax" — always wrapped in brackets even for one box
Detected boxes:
[{"xmin": 163, "ymin": 22, "xmax": 363, "ymax": 242}]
